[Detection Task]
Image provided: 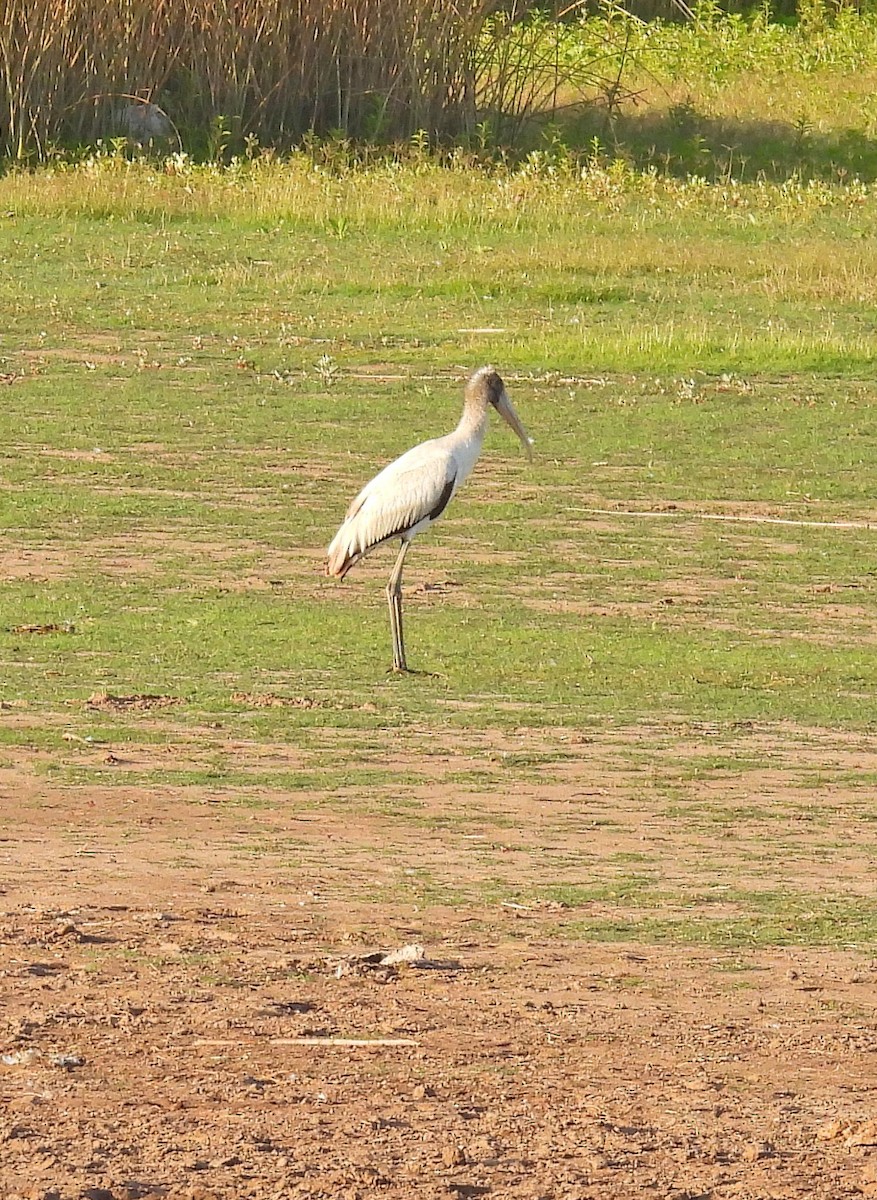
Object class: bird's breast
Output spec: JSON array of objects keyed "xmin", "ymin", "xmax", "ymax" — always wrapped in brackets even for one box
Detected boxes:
[{"xmin": 448, "ymin": 431, "xmax": 486, "ymax": 487}]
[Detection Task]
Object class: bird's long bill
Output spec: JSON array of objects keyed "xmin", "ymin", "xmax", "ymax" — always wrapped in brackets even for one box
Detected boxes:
[{"xmin": 495, "ymin": 390, "xmax": 534, "ymax": 460}]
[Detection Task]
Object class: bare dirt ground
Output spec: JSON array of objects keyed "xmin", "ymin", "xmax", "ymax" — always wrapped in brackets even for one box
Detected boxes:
[{"xmin": 3, "ymin": 721, "xmax": 877, "ymax": 1200}]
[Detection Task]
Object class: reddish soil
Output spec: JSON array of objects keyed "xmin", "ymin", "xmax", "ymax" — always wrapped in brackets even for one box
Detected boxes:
[{"xmin": 3, "ymin": 722, "xmax": 877, "ymax": 1200}]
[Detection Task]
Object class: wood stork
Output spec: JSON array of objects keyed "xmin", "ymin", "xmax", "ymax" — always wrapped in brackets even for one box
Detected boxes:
[{"xmin": 326, "ymin": 366, "xmax": 533, "ymax": 673}]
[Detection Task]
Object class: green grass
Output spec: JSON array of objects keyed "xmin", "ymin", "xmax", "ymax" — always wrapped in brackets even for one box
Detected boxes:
[
  {"xmin": 2, "ymin": 152, "xmax": 877, "ymax": 951},
  {"xmin": 565, "ymin": 899, "xmax": 877, "ymax": 950},
  {"xmin": 548, "ymin": 7, "xmax": 877, "ymax": 183}
]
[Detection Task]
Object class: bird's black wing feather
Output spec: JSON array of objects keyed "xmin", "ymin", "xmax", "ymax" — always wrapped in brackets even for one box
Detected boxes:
[{"xmin": 427, "ymin": 472, "xmax": 456, "ymax": 523}]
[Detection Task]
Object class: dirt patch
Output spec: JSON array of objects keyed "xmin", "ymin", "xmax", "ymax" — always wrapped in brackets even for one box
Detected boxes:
[
  {"xmin": 2, "ymin": 721, "xmax": 877, "ymax": 1198},
  {"xmin": 2, "ymin": 904, "xmax": 876, "ymax": 1200},
  {"xmin": 7, "ymin": 622, "xmax": 75, "ymax": 636},
  {"xmin": 85, "ymin": 692, "xmax": 182, "ymax": 711}
]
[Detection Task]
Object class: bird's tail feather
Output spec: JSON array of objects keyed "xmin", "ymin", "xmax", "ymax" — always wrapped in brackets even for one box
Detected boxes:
[{"xmin": 326, "ymin": 528, "xmax": 359, "ymax": 578}]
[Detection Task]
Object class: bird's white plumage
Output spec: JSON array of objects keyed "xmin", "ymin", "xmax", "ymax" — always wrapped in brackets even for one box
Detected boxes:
[{"xmin": 327, "ymin": 427, "xmax": 483, "ymax": 576}]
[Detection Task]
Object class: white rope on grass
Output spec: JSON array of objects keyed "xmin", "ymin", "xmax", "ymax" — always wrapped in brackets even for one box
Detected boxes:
[{"xmin": 575, "ymin": 508, "xmax": 877, "ymax": 532}]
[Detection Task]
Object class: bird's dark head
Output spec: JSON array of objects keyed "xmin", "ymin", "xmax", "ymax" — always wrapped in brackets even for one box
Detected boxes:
[
  {"xmin": 468, "ymin": 365, "xmax": 534, "ymax": 460},
  {"xmin": 478, "ymin": 366, "xmax": 506, "ymax": 409}
]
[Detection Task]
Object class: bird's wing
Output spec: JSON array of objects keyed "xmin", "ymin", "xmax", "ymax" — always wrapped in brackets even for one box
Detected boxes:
[{"xmin": 327, "ymin": 440, "xmax": 457, "ymax": 575}]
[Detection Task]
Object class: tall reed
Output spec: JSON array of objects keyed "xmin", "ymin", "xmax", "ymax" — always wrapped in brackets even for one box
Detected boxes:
[{"xmin": 0, "ymin": 0, "xmax": 559, "ymax": 159}]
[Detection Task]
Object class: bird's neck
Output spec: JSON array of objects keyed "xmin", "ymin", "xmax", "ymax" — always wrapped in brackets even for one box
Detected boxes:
[
  {"xmin": 456, "ymin": 396, "xmax": 490, "ymax": 443},
  {"xmin": 450, "ymin": 399, "xmax": 490, "ymax": 486}
]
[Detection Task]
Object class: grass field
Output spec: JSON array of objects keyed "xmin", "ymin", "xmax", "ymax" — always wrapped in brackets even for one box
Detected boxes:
[
  {"xmin": 542, "ymin": 6, "xmax": 877, "ymax": 181},
  {"xmin": 2, "ymin": 153, "xmax": 877, "ymax": 925},
  {"xmin": 2, "ymin": 151, "xmax": 877, "ymax": 1197}
]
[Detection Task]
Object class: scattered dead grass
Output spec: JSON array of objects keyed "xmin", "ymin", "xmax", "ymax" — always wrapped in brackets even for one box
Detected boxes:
[
  {"xmin": 85, "ymin": 691, "xmax": 182, "ymax": 710},
  {"xmin": 230, "ymin": 691, "xmax": 322, "ymax": 709}
]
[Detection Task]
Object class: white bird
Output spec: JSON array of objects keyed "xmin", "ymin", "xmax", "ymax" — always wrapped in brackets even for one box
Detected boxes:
[{"xmin": 326, "ymin": 365, "xmax": 533, "ymax": 673}]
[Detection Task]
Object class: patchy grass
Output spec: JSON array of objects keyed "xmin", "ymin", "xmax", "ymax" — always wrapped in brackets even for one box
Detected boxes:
[
  {"xmin": 563, "ymin": 892, "xmax": 877, "ymax": 949},
  {"xmin": 2, "ymin": 157, "xmax": 877, "ymax": 950}
]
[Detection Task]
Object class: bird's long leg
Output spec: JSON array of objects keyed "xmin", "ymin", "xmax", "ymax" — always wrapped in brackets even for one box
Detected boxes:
[{"xmin": 386, "ymin": 540, "xmax": 412, "ymax": 673}]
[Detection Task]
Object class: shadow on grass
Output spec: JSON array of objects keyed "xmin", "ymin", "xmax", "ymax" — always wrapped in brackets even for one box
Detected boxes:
[{"xmin": 553, "ymin": 101, "xmax": 877, "ymax": 182}]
